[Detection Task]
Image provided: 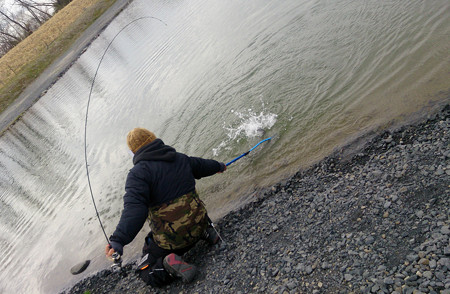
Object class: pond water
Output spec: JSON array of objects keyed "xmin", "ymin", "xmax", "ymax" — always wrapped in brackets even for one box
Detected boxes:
[{"xmin": 0, "ymin": 0, "xmax": 448, "ymax": 293}]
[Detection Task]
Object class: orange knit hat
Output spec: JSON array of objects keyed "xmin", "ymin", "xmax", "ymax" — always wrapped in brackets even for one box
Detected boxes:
[{"xmin": 127, "ymin": 128, "xmax": 157, "ymax": 153}]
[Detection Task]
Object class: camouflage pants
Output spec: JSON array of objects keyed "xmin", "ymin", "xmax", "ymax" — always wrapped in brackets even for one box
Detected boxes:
[{"xmin": 148, "ymin": 191, "xmax": 209, "ymax": 250}]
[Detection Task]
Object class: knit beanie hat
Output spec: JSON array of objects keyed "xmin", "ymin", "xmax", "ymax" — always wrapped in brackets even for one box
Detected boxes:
[{"xmin": 127, "ymin": 128, "xmax": 157, "ymax": 154}]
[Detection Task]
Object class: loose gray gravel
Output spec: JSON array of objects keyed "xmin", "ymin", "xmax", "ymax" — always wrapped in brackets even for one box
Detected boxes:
[{"xmin": 62, "ymin": 104, "xmax": 449, "ymax": 294}]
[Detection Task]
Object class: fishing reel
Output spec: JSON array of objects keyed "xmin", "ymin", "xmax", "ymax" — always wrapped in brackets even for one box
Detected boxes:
[{"xmin": 111, "ymin": 252, "xmax": 123, "ymax": 272}]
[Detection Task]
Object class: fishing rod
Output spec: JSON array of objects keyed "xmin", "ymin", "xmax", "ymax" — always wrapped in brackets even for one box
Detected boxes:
[
  {"xmin": 71, "ymin": 16, "xmax": 167, "ymax": 276},
  {"xmin": 226, "ymin": 137, "xmax": 272, "ymax": 166}
]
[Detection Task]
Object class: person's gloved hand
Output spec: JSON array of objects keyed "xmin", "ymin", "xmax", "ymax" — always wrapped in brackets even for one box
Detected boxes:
[
  {"xmin": 105, "ymin": 241, "xmax": 123, "ymax": 258},
  {"xmin": 218, "ymin": 162, "xmax": 227, "ymax": 173}
]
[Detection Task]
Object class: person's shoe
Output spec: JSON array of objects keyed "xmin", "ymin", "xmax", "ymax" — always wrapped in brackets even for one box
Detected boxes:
[
  {"xmin": 203, "ymin": 227, "xmax": 220, "ymax": 245},
  {"xmin": 163, "ymin": 253, "xmax": 197, "ymax": 283}
]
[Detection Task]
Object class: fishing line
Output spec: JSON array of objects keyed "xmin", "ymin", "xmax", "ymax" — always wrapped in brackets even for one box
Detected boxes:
[{"xmin": 83, "ymin": 16, "xmax": 167, "ymax": 246}]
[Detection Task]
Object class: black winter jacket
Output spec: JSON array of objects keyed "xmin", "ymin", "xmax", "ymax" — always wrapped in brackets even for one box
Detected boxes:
[{"xmin": 109, "ymin": 139, "xmax": 224, "ymax": 249}]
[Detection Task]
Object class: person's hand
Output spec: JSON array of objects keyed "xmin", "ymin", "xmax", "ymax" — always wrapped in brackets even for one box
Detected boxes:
[
  {"xmin": 105, "ymin": 244, "xmax": 115, "ymax": 258},
  {"xmin": 105, "ymin": 241, "xmax": 124, "ymax": 258},
  {"xmin": 218, "ymin": 163, "xmax": 227, "ymax": 173}
]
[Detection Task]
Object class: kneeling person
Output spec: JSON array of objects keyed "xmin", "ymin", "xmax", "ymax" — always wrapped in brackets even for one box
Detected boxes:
[{"xmin": 105, "ymin": 128, "xmax": 225, "ymax": 286}]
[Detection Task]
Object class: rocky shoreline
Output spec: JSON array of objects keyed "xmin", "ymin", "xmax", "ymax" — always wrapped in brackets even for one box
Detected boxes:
[{"xmin": 62, "ymin": 104, "xmax": 449, "ymax": 294}]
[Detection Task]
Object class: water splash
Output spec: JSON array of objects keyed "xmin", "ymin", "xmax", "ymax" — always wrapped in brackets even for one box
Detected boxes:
[
  {"xmin": 225, "ymin": 109, "xmax": 277, "ymax": 139},
  {"xmin": 213, "ymin": 104, "xmax": 277, "ymax": 156}
]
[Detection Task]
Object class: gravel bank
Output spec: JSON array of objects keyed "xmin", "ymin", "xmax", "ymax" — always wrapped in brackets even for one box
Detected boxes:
[{"xmin": 62, "ymin": 105, "xmax": 449, "ymax": 294}]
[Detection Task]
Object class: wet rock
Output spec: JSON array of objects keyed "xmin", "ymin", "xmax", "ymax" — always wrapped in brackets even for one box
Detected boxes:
[
  {"xmin": 441, "ymin": 225, "xmax": 450, "ymax": 235},
  {"xmin": 305, "ymin": 265, "xmax": 314, "ymax": 275},
  {"xmin": 70, "ymin": 260, "xmax": 91, "ymax": 275},
  {"xmin": 344, "ymin": 274, "xmax": 353, "ymax": 281},
  {"xmin": 286, "ymin": 280, "xmax": 297, "ymax": 290},
  {"xmin": 407, "ymin": 254, "xmax": 419, "ymax": 262},
  {"xmin": 444, "ymin": 247, "xmax": 450, "ymax": 256},
  {"xmin": 422, "ymin": 271, "xmax": 432, "ymax": 279}
]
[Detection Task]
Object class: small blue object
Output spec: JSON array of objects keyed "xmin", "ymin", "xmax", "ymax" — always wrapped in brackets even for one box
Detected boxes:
[{"xmin": 226, "ymin": 137, "xmax": 272, "ymax": 166}]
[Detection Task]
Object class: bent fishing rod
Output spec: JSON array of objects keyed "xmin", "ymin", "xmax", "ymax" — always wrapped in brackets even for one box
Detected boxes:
[{"xmin": 72, "ymin": 16, "xmax": 167, "ymax": 276}]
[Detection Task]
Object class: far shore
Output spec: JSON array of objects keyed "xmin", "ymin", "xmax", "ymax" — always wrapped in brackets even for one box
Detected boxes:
[{"xmin": 0, "ymin": 0, "xmax": 131, "ymax": 135}]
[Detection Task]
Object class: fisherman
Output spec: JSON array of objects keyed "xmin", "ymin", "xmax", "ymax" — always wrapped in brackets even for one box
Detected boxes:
[{"xmin": 105, "ymin": 127, "xmax": 226, "ymax": 286}]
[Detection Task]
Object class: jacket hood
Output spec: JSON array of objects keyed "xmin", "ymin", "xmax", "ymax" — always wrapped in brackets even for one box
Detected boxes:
[{"xmin": 133, "ymin": 139, "xmax": 176, "ymax": 165}]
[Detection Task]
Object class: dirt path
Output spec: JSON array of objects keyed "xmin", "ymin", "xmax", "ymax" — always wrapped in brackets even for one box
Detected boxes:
[{"xmin": 0, "ymin": 0, "xmax": 131, "ymax": 134}]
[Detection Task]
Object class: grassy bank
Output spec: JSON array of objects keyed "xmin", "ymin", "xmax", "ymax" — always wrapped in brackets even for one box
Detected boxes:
[{"xmin": 0, "ymin": 0, "xmax": 117, "ymax": 115}]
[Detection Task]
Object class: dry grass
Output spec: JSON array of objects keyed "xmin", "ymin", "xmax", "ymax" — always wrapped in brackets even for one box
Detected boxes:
[{"xmin": 0, "ymin": 0, "xmax": 117, "ymax": 114}]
